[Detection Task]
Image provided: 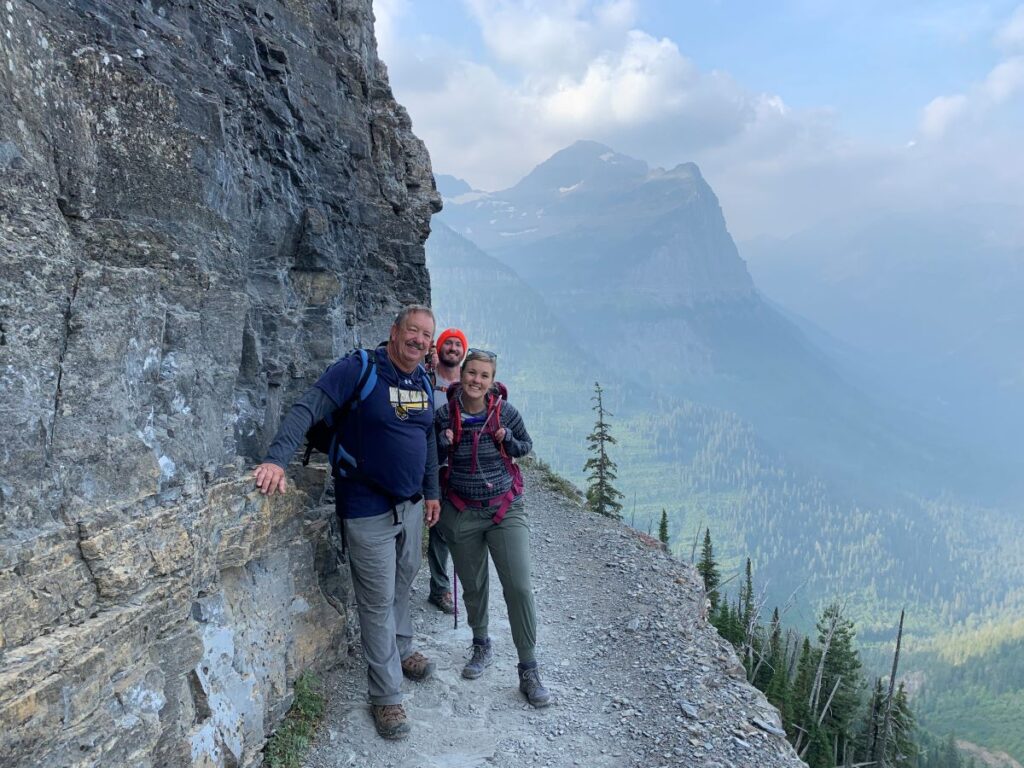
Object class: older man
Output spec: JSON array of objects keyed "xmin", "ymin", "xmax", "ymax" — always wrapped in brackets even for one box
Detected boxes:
[{"xmin": 253, "ymin": 305, "xmax": 441, "ymax": 740}]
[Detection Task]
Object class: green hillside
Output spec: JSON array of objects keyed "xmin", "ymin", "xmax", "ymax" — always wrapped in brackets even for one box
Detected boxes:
[{"xmin": 910, "ymin": 627, "xmax": 1024, "ymax": 761}]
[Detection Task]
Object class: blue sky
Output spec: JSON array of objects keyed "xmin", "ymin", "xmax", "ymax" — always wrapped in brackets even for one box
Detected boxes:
[
  {"xmin": 376, "ymin": 1, "xmax": 1024, "ymax": 239},
  {"xmin": 640, "ymin": 3, "xmax": 1011, "ymax": 133}
]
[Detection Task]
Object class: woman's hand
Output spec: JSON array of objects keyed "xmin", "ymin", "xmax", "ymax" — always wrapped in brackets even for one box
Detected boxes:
[
  {"xmin": 494, "ymin": 427, "xmax": 507, "ymax": 442},
  {"xmin": 424, "ymin": 499, "xmax": 441, "ymax": 527},
  {"xmin": 444, "ymin": 428, "xmax": 454, "ymax": 443}
]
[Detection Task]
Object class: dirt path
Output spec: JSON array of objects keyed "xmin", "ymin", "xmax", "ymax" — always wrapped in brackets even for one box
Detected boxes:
[{"xmin": 304, "ymin": 471, "xmax": 804, "ymax": 768}]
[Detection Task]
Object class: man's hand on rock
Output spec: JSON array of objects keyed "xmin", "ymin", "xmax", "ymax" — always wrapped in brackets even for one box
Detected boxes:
[
  {"xmin": 424, "ymin": 499, "xmax": 441, "ymax": 527},
  {"xmin": 253, "ymin": 463, "xmax": 287, "ymax": 495}
]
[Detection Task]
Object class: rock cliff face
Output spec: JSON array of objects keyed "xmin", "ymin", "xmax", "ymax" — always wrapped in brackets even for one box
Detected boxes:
[{"xmin": 0, "ymin": 1, "xmax": 438, "ymax": 765}]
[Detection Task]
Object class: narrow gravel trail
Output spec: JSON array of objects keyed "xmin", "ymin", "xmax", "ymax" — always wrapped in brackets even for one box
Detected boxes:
[{"xmin": 304, "ymin": 469, "xmax": 804, "ymax": 768}]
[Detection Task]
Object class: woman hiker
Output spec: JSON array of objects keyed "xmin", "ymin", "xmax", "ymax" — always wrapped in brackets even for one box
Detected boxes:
[{"xmin": 435, "ymin": 348, "xmax": 551, "ymax": 707}]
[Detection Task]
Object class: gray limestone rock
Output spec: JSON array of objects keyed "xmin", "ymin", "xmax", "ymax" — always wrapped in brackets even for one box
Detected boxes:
[{"xmin": 0, "ymin": 1, "xmax": 438, "ymax": 765}]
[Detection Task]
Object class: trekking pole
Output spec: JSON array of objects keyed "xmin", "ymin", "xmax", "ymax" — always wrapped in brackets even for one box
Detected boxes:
[{"xmin": 453, "ymin": 571, "xmax": 459, "ymax": 629}]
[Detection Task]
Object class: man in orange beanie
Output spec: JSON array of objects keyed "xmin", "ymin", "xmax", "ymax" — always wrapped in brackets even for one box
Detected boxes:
[{"xmin": 427, "ymin": 327, "xmax": 467, "ymax": 613}]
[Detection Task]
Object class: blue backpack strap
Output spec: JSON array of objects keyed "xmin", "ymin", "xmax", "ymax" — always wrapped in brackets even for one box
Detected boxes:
[
  {"xmin": 327, "ymin": 348, "xmax": 377, "ymax": 466},
  {"xmin": 303, "ymin": 349, "xmax": 374, "ymax": 467},
  {"xmin": 357, "ymin": 348, "xmax": 377, "ymax": 402}
]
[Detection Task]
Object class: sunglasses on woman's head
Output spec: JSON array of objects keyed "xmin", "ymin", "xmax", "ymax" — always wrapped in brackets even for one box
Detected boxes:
[{"xmin": 468, "ymin": 348, "xmax": 498, "ymax": 360}]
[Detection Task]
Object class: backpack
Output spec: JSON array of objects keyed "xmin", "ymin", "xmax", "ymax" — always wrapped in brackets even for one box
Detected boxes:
[
  {"xmin": 441, "ymin": 381, "xmax": 524, "ymax": 524},
  {"xmin": 302, "ymin": 348, "xmax": 433, "ymax": 500}
]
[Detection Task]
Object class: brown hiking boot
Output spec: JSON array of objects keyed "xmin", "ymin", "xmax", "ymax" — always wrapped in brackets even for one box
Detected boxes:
[
  {"xmin": 428, "ymin": 591, "xmax": 454, "ymax": 614},
  {"xmin": 401, "ymin": 651, "xmax": 435, "ymax": 681},
  {"xmin": 371, "ymin": 703, "xmax": 410, "ymax": 740}
]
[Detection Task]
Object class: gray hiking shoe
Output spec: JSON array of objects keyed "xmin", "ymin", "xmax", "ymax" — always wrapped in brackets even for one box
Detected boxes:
[
  {"xmin": 371, "ymin": 703, "xmax": 411, "ymax": 740},
  {"xmin": 462, "ymin": 638, "xmax": 494, "ymax": 679},
  {"xmin": 518, "ymin": 663, "xmax": 551, "ymax": 707}
]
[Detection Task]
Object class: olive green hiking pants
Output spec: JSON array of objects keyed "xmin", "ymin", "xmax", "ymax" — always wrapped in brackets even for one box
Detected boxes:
[{"xmin": 439, "ymin": 497, "xmax": 537, "ymax": 664}]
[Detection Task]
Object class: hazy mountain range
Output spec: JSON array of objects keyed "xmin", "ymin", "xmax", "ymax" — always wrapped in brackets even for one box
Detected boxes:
[
  {"xmin": 434, "ymin": 141, "xmax": 1013, "ymax": 499},
  {"xmin": 741, "ymin": 209, "xmax": 1024, "ymax": 460}
]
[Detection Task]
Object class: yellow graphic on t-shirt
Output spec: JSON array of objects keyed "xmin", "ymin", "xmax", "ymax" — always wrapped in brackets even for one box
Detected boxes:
[{"xmin": 390, "ymin": 386, "xmax": 429, "ymax": 421}]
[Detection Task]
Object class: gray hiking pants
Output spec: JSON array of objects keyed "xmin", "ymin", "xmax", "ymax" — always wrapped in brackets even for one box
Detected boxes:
[
  {"xmin": 427, "ymin": 524, "xmax": 451, "ymax": 598},
  {"xmin": 343, "ymin": 499, "xmax": 423, "ymax": 705},
  {"xmin": 439, "ymin": 496, "xmax": 537, "ymax": 664}
]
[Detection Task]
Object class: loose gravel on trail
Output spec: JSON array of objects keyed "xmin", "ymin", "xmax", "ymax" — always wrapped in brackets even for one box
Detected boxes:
[{"xmin": 304, "ymin": 468, "xmax": 805, "ymax": 768}]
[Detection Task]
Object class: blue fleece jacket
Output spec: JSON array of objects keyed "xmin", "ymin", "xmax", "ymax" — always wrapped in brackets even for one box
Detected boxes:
[{"xmin": 264, "ymin": 346, "xmax": 439, "ymax": 518}]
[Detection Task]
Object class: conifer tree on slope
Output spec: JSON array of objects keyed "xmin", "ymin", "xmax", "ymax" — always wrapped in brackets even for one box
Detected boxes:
[
  {"xmin": 791, "ymin": 637, "xmax": 820, "ymax": 749},
  {"xmin": 738, "ymin": 557, "xmax": 759, "ymax": 678},
  {"xmin": 889, "ymin": 682, "xmax": 918, "ymax": 765},
  {"xmin": 583, "ymin": 382, "xmax": 624, "ymax": 519},
  {"xmin": 756, "ymin": 606, "xmax": 783, "ymax": 692},
  {"xmin": 811, "ymin": 602, "xmax": 863, "ymax": 764},
  {"xmin": 658, "ymin": 509, "xmax": 669, "ymax": 545},
  {"xmin": 764, "ymin": 619, "xmax": 793, "ymax": 725},
  {"xmin": 697, "ymin": 527, "xmax": 721, "ymax": 611}
]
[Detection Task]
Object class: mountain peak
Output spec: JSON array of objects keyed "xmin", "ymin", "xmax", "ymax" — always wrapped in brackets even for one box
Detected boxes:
[
  {"xmin": 505, "ymin": 140, "xmax": 648, "ymax": 199},
  {"xmin": 434, "ymin": 173, "xmax": 474, "ymax": 198}
]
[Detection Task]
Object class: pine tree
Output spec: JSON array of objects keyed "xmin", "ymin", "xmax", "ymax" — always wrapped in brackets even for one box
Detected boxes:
[
  {"xmin": 765, "ymin": 627, "xmax": 793, "ymax": 726},
  {"xmin": 696, "ymin": 528, "xmax": 721, "ymax": 611},
  {"xmin": 658, "ymin": 509, "xmax": 669, "ymax": 545},
  {"xmin": 756, "ymin": 606, "xmax": 782, "ymax": 692},
  {"xmin": 583, "ymin": 382, "xmax": 624, "ymax": 519},
  {"xmin": 725, "ymin": 600, "xmax": 745, "ymax": 646},
  {"xmin": 889, "ymin": 682, "xmax": 918, "ymax": 766},
  {"xmin": 791, "ymin": 637, "xmax": 818, "ymax": 748},
  {"xmin": 736, "ymin": 558, "xmax": 761, "ymax": 679},
  {"xmin": 739, "ymin": 558, "xmax": 756, "ymax": 635},
  {"xmin": 805, "ymin": 726, "xmax": 832, "ymax": 768},
  {"xmin": 813, "ymin": 603, "xmax": 863, "ymax": 763}
]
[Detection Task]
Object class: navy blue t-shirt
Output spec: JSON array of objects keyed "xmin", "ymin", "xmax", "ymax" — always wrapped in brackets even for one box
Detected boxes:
[{"xmin": 315, "ymin": 347, "xmax": 435, "ymax": 518}]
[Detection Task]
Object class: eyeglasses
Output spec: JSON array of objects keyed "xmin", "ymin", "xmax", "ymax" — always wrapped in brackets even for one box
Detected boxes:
[{"xmin": 467, "ymin": 348, "xmax": 498, "ymax": 361}]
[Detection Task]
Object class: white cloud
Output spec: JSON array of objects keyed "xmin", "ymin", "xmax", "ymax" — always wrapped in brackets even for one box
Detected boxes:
[
  {"xmin": 983, "ymin": 55, "xmax": 1024, "ymax": 102},
  {"xmin": 996, "ymin": 4, "xmax": 1024, "ymax": 50},
  {"xmin": 920, "ymin": 94, "xmax": 970, "ymax": 139},
  {"xmin": 463, "ymin": 0, "xmax": 637, "ymax": 75},
  {"xmin": 916, "ymin": 6, "xmax": 1024, "ymax": 140},
  {"xmin": 537, "ymin": 31, "xmax": 748, "ymax": 137}
]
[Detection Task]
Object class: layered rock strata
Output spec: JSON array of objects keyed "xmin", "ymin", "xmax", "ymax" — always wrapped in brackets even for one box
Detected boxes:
[{"xmin": 0, "ymin": 0, "xmax": 438, "ymax": 764}]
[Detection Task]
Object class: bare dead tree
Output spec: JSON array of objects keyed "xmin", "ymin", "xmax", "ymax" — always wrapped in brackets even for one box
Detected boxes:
[
  {"xmin": 810, "ymin": 610, "xmax": 841, "ymax": 717},
  {"xmin": 786, "ymin": 629, "xmax": 799, "ymax": 679},
  {"xmin": 696, "ymin": 565, "xmax": 739, "ymax": 622},
  {"xmin": 874, "ymin": 608, "xmax": 905, "ymax": 767},
  {"xmin": 742, "ymin": 581, "xmax": 772, "ymax": 681},
  {"xmin": 795, "ymin": 604, "xmax": 844, "ymax": 755},
  {"xmin": 865, "ymin": 678, "xmax": 881, "ymax": 761},
  {"xmin": 817, "ymin": 677, "xmax": 843, "ymax": 727},
  {"xmin": 749, "ymin": 579, "xmax": 807, "ymax": 684},
  {"xmin": 749, "ymin": 597, "xmax": 782, "ymax": 685},
  {"xmin": 799, "ymin": 676, "xmax": 843, "ymax": 760}
]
